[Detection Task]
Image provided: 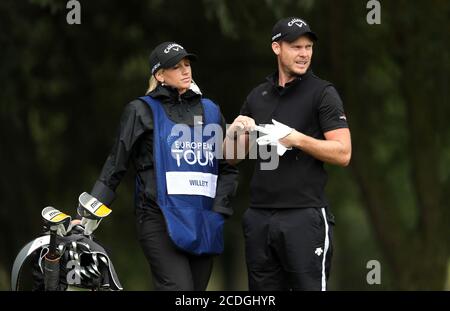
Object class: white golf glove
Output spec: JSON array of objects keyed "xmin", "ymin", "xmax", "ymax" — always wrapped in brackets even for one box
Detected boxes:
[{"xmin": 255, "ymin": 119, "xmax": 293, "ymax": 156}]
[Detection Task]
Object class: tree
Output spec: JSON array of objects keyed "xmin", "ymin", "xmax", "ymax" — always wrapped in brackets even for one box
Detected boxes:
[{"xmin": 327, "ymin": 0, "xmax": 450, "ymax": 289}]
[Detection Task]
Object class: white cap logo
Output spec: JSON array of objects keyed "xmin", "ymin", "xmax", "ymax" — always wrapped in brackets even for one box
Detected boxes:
[
  {"xmin": 288, "ymin": 18, "xmax": 307, "ymax": 28},
  {"xmin": 164, "ymin": 43, "xmax": 184, "ymax": 54},
  {"xmin": 271, "ymin": 33, "xmax": 282, "ymax": 41},
  {"xmin": 151, "ymin": 62, "xmax": 161, "ymax": 74}
]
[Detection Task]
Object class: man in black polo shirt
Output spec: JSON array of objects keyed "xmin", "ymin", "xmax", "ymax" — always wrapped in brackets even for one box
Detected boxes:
[{"xmin": 224, "ymin": 17, "xmax": 351, "ymax": 291}]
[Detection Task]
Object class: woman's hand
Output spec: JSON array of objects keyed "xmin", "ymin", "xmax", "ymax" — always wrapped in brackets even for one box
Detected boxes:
[
  {"xmin": 71, "ymin": 219, "xmax": 82, "ymax": 226},
  {"xmin": 227, "ymin": 115, "xmax": 256, "ymax": 139}
]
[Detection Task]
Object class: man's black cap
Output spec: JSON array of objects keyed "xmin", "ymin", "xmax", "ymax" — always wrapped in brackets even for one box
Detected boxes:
[
  {"xmin": 271, "ymin": 17, "xmax": 318, "ymax": 43},
  {"xmin": 149, "ymin": 41, "xmax": 197, "ymax": 75}
]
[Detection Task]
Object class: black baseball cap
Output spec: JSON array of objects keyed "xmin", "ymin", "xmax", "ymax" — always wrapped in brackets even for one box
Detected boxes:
[
  {"xmin": 271, "ymin": 17, "xmax": 318, "ymax": 43},
  {"xmin": 149, "ymin": 41, "xmax": 197, "ymax": 75}
]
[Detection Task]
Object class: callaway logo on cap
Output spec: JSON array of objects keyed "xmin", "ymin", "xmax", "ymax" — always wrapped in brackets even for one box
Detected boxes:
[
  {"xmin": 149, "ymin": 41, "xmax": 197, "ymax": 75},
  {"xmin": 164, "ymin": 43, "xmax": 183, "ymax": 53},
  {"xmin": 271, "ymin": 17, "xmax": 318, "ymax": 42}
]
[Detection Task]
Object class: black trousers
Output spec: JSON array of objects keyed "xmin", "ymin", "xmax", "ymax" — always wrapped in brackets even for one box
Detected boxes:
[
  {"xmin": 243, "ymin": 207, "xmax": 334, "ymax": 291},
  {"xmin": 136, "ymin": 206, "xmax": 213, "ymax": 290}
]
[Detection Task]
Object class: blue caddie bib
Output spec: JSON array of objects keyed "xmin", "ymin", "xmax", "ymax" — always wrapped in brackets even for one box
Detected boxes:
[{"xmin": 139, "ymin": 95, "xmax": 224, "ymax": 255}]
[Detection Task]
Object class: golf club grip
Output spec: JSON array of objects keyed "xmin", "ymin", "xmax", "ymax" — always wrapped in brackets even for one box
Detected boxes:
[
  {"xmin": 47, "ymin": 231, "xmax": 58, "ymax": 259},
  {"xmin": 44, "ymin": 230, "xmax": 61, "ymax": 290},
  {"xmin": 44, "ymin": 257, "xmax": 60, "ymax": 291}
]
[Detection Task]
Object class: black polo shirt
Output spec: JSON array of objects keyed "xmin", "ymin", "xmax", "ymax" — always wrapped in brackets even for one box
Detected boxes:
[{"xmin": 240, "ymin": 70, "xmax": 348, "ymax": 209}]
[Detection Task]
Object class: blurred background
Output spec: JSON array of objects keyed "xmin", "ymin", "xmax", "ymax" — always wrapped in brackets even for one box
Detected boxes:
[{"xmin": 1, "ymin": 0, "xmax": 449, "ymax": 290}]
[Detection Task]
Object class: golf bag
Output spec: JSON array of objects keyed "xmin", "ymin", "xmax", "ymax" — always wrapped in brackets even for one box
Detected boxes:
[{"xmin": 11, "ymin": 194, "xmax": 123, "ymax": 291}]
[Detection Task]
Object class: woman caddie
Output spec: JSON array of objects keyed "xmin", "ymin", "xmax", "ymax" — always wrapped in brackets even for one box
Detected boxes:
[{"xmin": 84, "ymin": 41, "xmax": 238, "ymax": 290}]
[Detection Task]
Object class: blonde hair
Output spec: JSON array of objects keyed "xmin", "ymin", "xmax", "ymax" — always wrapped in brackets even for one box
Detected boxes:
[
  {"xmin": 145, "ymin": 71, "xmax": 200, "ymax": 95},
  {"xmin": 145, "ymin": 75, "xmax": 160, "ymax": 95}
]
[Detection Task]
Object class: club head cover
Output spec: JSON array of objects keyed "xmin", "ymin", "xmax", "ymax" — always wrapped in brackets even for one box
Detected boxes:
[
  {"xmin": 77, "ymin": 192, "xmax": 112, "ymax": 220},
  {"xmin": 41, "ymin": 207, "xmax": 72, "ymax": 236}
]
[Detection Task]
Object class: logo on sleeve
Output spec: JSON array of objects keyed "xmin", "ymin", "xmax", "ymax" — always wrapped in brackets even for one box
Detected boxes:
[{"xmin": 315, "ymin": 247, "xmax": 323, "ymax": 256}]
